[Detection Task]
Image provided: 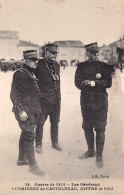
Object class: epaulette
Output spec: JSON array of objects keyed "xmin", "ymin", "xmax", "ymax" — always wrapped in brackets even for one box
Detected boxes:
[
  {"xmin": 13, "ymin": 69, "xmax": 23, "ymax": 76},
  {"xmin": 16, "ymin": 69, "xmax": 23, "ymax": 73},
  {"xmin": 19, "ymin": 69, "xmax": 24, "ymax": 72}
]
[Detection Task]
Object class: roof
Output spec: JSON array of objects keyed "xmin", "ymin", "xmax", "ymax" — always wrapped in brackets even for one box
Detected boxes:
[
  {"xmin": 109, "ymin": 38, "xmax": 124, "ymax": 46},
  {"xmin": 52, "ymin": 40, "xmax": 84, "ymax": 48},
  {"xmin": 18, "ymin": 40, "xmax": 39, "ymax": 47},
  {"xmin": 99, "ymin": 45, "xmax": 110, "ymax": 51},
  {"xmin": 0, "ymin": 31, "xmax": 19, "ymax": 40}
]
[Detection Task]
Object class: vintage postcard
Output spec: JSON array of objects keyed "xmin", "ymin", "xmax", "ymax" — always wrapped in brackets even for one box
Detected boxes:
[{"xmin": 0, "ymin": 0, "xmax": 124, "ymax": 194}]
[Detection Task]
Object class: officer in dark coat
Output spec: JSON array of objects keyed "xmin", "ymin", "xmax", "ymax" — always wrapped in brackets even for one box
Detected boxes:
[
  {"xmin": 75, "ymin": 43, "xmax": 112, "ymax": 168},
  {"xmin": 35, "ymin": 44, "xmax": 62, "ymax": 153},
  {"xmin": 10, "ymin": 50, "xmax": 44, "ymax": 176}
]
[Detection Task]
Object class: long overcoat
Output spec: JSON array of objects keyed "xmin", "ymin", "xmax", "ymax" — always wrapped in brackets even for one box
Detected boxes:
[
  {"xmin": 75, "ymin": 60, "xmax": 112, "ymax": 111},
  {"xmin": 35, "ymin": 59, "xmax": 61, "ymax": 104},
  {"xmin": 10, "ymin": 65, "xmax": 42, "ymax": 115}
]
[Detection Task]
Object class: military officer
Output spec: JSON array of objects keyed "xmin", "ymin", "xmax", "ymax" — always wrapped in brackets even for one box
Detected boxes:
[
  {"xmin": 10, "ymin": 50, "xmax": 44, "ymax": 176},
  {"xmin": 35, "ymin": 43, "xmax": 62, "ymax": 153},
  {"xmin": 75, "ymin": 43, "xmax": 112, "ymax": 168}
]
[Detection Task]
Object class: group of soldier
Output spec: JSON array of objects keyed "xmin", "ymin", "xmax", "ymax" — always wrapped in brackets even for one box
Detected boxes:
[
  {"xmin": 10, "ymin": 42, "xmax": 112, "ymax": 177},
  {"xmin": 1, "ymin": 48, "xmax": 124, "ymax": 73},
  {"xmin": 0, "ymin": 59, "xmax": 24, "ymax": 72}
]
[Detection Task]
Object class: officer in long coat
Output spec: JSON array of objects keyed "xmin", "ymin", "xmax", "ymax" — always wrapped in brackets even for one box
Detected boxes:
[
  {"xmin": 75, "ymin": 43, "xmax": 112, "ymax": 168},
  {"xmin": 10, "ymin": 50, "xmax": 44, "ymax": 176},
  {"xmin": 35, "ymin": 44, "xmax": 62, "ymax": 153}
]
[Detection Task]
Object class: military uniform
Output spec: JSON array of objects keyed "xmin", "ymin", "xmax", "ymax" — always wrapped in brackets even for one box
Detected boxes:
[
  {"xmin": 75, "ymin": 60, "xmax": 112, "ymax": 129},
  {"xmin": 35, "ymin": 59, "xmax": 61, "ymax": 104},
  {"xmin": 35, "ymin": 44, "xmax": 61, "ymax": 151},
  {"xmin": 10, "ymin": 50, "xmax": 44, "ymax": 176},
  {"xmin": 75, "ymin": 42, "xmax": 112, "ymax": 168}
]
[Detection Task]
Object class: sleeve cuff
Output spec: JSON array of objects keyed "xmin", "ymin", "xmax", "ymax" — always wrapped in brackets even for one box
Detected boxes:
[
  {"xmin": 18, "ymin": 110, "xmax": 25, "ymax": 115},
  {"xmin": 91, "ymin": 81, "xmax": 95, "ymax": 87},
  {"xmin": 15, "ymin": 104, "xmax": 25, "ymax": 114}
]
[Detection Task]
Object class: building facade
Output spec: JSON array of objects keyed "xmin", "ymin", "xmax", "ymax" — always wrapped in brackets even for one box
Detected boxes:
[
  {"xmin": 0, "ymin": 31, "xmax": 40, "ymax": 60},
  {"xmin": 109, "ymin": 37, "xmax": 124, "ymax": 57},
  {"xmin": 0, "ymin": 31, "xmax": 19, "ymax": 60},
  {"xmin": 98, "ymin": 37, "xmax": 124, "ymax": 63},
  {"xmin": 53, "ymin": 40, "xmax": 85, "ymax": 65},
  {"xmin": 17, "ymin": 40, "xmax": 40, "ymax": 60},
  {"xmin": 1, "ymin": 30, "xmax": 124, "ymax": 65}
]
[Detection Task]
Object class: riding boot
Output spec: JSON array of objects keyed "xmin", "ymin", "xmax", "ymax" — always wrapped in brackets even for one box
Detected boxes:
[
  {"xmin": 96, "ymin": 132, "xmax": 105, "ymax": 168},
  {"xmin": 18, "ymin": 132, "xmax": 25, "ymax": 160},
  {"xmin": 35, "ymin": 144, "xmax": 42, "ymax": 154},
  {"xmin": 25, "ymin": 141, "xmax": 36, "ymax": 166},
  {"xmin": 17, "ymin": 132, "xmax": 29, "ymax": 166},
  {"xmin": 79, "ymin": 131, "xmax": 95, "ymax": 159},
  {"xmin": 25, "ymin": 140, "xmax": 44, "ymax": 176}
]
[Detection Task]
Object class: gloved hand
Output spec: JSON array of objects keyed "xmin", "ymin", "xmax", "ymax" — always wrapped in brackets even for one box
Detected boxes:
[
  {"xmin": 80, "ymin": 80, "xmax": 91, "ymax": 86},
  {"xmin": 19, "ymin": 111, "xmax": 28, "ymax": 121}
]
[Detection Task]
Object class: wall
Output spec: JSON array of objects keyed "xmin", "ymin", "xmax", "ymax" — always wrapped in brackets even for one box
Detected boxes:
[
  {"xmin": 0, "ymin": 39, "xmax": 18, "ymax": 60},
  {"xmin": 57, "ymin": 47, "xmax": 85, "ymax": 65}
]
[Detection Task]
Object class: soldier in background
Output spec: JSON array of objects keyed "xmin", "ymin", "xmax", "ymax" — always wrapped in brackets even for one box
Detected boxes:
[
  {"xmin": 117, "ymin": 47, "xmax": 124, "ymax": 73},
  {"xmin": 35, "ymin": 44, "xmax": 62, "ymax": 153},
  {"xmin": 107, "ymin": 53, "xmax": 117, "ymax": 77},
  {"xmin": 75, "ymin": 43, "xmax": 112, "ymax": 168},
  {"xmin": 10, "ymin": 50, "xmax": 44, "ymax": 176}
]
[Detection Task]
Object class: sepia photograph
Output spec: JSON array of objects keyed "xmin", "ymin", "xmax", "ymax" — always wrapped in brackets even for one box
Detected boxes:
[{"xmin": 0, "ymin": 0, "xmax": 124, "ymax": 194}]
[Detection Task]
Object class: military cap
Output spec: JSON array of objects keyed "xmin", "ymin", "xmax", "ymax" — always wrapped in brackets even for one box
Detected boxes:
[
  {"xmin": 85, "ymin": 42, "xmax": 99, "ymax": 54},
  {"xmin": 45, "ymin": 44, "xmax": 58, "ymax": 53},
  {"xmin": 23, "ymin": 50, "xmax": 38, "ymax": 59}
]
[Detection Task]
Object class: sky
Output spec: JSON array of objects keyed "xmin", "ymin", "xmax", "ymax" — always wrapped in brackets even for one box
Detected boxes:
[{"xmin": 0, "ymin": 0, "xmax": 124, "ymax": 46}]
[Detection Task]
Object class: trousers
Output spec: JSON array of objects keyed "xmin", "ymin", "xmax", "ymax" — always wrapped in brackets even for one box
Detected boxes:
[
  {"xmin": 35, "ymin": 102, "xmax": 60, "ymax": 145},
  {"xmin": 81, "ymin": 107, "xmax": 107, "ymax": 132},
  {"xmin": 15, "ymin": 113, "xmax": 40, "ymax": 165},
  {"xmin": 81, "ymin": 107, "xmax": 107, "ymax": 157}
]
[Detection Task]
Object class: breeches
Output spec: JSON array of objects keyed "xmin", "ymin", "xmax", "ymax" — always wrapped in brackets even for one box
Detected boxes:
[
  {"xmin": 81, "ymin": 108, "xmax": 107, "ymax": 132},
  {"xmin": 15, "ymin": 113, "xmax": 40, "ymax": 142}
]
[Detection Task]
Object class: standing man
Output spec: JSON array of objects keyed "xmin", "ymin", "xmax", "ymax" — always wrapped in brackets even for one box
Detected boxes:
[
  {"xmin": 10, "ymin": 50, "xmax": 44, "ymax": 176},
  {"xmin": 75, "ymin": 43, "xmax": 112, "ymax": 168},
  {"xmin": 35, "ymin": 44, "xmax": 62, "ymax": 153}
]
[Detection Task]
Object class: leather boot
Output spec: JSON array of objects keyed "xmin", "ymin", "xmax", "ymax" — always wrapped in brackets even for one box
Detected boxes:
[
  {"xmin": 35, "ymin": 144, "xmax": 42, "ymax": 154},
  {"xmin": 25, "ymin": 132, "xmax": 45, "ymax": 176},
  {"xmin": 79, "ymin": 131, "xmax": 95, "ymax": 159},
  {"xmin": 51, "ymin": 123, "xmax": 62, "ymax": 151},
  {"xmin": 96, "ymin": 132, "xmax": 105, "ymax": 168},
  {"xmin": 18, "ymin": 132, "xmax": 25, "ymax": 160},
  {"xmin": 25, "ymin": 141, "xmax": 36, "ymax": 166},
  {"xmin": 17, "ymin": 154, "xmax": 29, "ymax": 166},
  {"xmin": 17, "ymin": 132, "xmax": 29, "ymax": 166},
  {"xmin": 29, "ymin": 164, "xmax": 45, "ymax": 176},
  {"xmin": 52, "ymin": 142, "xmax": 62, "ymax": 151}
]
